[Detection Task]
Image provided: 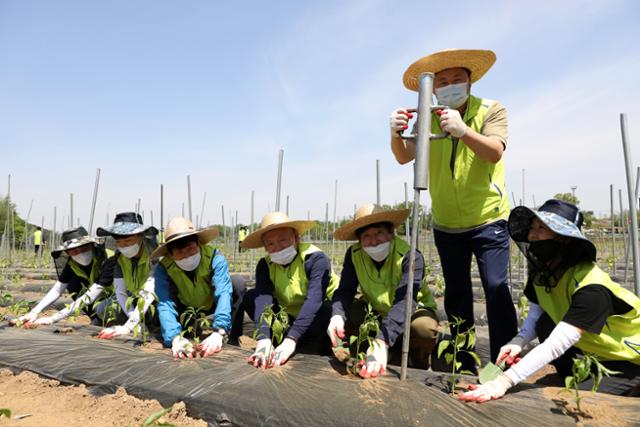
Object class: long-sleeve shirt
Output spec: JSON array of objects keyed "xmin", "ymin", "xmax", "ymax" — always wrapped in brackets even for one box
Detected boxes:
[
  {"xmin": 113, "ymin": 258, "xmax": 156, "ymax": 332},
  {"xmin": 254, "ymin": 251, "xmax": 331, "ymax": 342},
  {"xmin": 155, "ymin": 250, "xmax": 233, "ymax": 346},
  {"xmin": 331, "ymin": 247, "xmax": 424, "ymax": 347}
]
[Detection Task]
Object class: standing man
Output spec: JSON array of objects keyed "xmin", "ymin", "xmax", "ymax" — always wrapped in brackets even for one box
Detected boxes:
[
  {"xmin": 389, "ymin": 49, "xmax": 517, "ymax": 370},
  {"xmin": 34, "ymin": 226, "xmax": 43, "ymax": 255}
]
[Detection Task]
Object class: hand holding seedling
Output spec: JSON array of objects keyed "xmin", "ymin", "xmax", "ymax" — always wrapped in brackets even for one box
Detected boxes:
[
  {"xmin": 458, "ymin": 375, "xmax": 513, "ymax": 403},
  {"xmin": 9, "ymin": 311, "xmax": 37, "ymax": 326},
  {"xmin": 327, "ymin": 315, "xmax": 345, "ymax": 347},
  {"xmin": 33, "ymin": 316, "xmax": 55, "ymax": 326},
  {"xmin": 198, "ymin": 331, "xmax": 224, "ymax": 357},
  {"xmin": 97, "ymin": 325, "xmax": 130, "ymax": 339},
  {"xmin": 248, "ymin": 339, "xmax": 274, "ymax": 368},
  {"xmin": 359, "ymin": 339, "xmax": 388, "ymax": 379},
  {"xmin": 496, "ymin": 343, "xmax": 522, "ymax": 367},
  {"xmin": 172, "ymin": 335, "xmax": 195, "ymax": 359},
  {"xmin": 272, "ymin": 338, "xmax": 296, "ymax": 367}
]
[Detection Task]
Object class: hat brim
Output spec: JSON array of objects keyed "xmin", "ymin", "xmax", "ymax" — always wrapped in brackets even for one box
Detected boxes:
[
  {"xmin": 51, "ymin": 237, "xmax": 96, "ymax": 257},
  {"xmin": 151, "ymin": 227, "xmax": 219, "ymax": 259},
  {"xmin": 96, "ymin": 222, "xmax": 158, "ymax": 237},
  {"xmin": 334, "ymin": 209, "xmax": 410, "ymax": 241},
  {"xmin": 508, "ymin": 206, "xmax": 596, "ymax": 259},
  {"xmin": 403, "ymin": 49, "xmax": 496, "ymax": 92},
  {"xmin": 241, "ymin": 220, "xmax": 315, "ymax": 249}
]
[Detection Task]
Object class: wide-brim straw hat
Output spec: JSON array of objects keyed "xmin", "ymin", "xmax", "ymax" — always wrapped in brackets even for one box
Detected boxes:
[
  {"xmin": 334, "ymin": 204, "xmax": 410, "ymax": 241},
  {"xmin": 96, "ymin": 212, "xmax": 158, "ymax": 237},
  {"xmin": 241, "ymin": 212, "xmax": 315, "ymax": 249},
  {"xmin": 509, "ymin": 199, "xmax": 596, "ymax": 262},
  {"xmin": 151, "ymin": 217, "xmax": 219, "ymax": 259},
  {"xmin": 51, "ymin": 226, "xmax": 97, "ymax": 257},
  {"xmin": 403, "ymin": 49, "xmax": 496, "ymax": 91}
]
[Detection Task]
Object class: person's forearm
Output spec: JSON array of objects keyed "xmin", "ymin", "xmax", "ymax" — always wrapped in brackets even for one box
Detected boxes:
[
  {"xmin": 460, "ymin": 129, "xmax": 504, "ymax": 163},
  {"xmin": 390, "ymin": 136, "xmax": 416, "ymax": 164},
  {"xmin": 55, "ymin": 283, "xmax": 105, "ymax": 320},
  {"xmin": 31, "ymin": 281, "xmax": 67, "ymax": 314},
  {"xmin": 510, "ymin": 303, "xmax": 543, "ymax": 347}
]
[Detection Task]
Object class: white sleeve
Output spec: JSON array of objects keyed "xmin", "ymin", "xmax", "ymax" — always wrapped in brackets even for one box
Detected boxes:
[
  {"xmin": 52, "ymin": 283, "xmax": 105, "ymax": 322},
  {"xmin": 31, "ymin": 281, "xmax": 68, "ymax": 314},
  {"xmin": 123, "ymin": 276, "xmax": 156, "ymax": 331},
  {"xmin": 505, "ymin": 321, "xmax": 582, "ymax": 385},
  {"xmin": 515, "ymin": 302, "xmax": 544, "ymax": 346},
  {"xmin": 114, "ymin": 277, "xmax": 134, "ymax": 316}
]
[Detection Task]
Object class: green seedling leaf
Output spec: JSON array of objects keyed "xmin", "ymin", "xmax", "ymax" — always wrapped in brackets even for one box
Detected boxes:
[
  {"xmin": 466, "ymin": 350, "xmax": 482, "ymax": 367},
  {"xmin": 479, "ymin": 362, "xmax": 504, "ymax": 384},
  {"xmin": 0, "ymin": 408, "xmax": 10, "ymax": 418},
  {"xmin": 437, "ymin": 340, "xmax": 450, "ymax": 358},
  {"xmin": 141, "ymin": 406, "xmax": 173, "ymax": 427}
]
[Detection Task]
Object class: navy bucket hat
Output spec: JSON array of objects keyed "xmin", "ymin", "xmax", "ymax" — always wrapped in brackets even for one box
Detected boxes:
[
  {"xmin": 508, "ymin": 199, "xmax": 596, "ymax": 262},
  {"xmin": 96, "ymin": 212, "xmax": 158, "ymax": 237}
]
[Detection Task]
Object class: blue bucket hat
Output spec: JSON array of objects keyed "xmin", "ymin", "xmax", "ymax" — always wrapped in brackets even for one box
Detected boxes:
[
  {"xmin": 96, "ymin": 212, "xmax": 158, "ymax": 237},
  {"xmin": 508, "ymin": 199, "xmax": 596, "ymax": 262}
]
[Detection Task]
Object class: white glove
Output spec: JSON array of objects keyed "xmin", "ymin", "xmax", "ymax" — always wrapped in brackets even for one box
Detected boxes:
[
  {"xmin": 389, "ymin": 108, "xmax": 415, "ymax": 136},
  {"xmin": 439, "ymin": 108, "xmax": 467, "ymax": 138},
  {"xmin": 172, "ymin": 335, "xmax": 195, "ymax": 359},
  {"xmin": 272, "ymin": 338, "xmax": 297, "ymax": 367},
  {"xmin": 198, "ymin": 331, "xmax": 224, "ymax": 357},
  {"xmin": 97, "ymin": 325, "xmax": 131, "ymax": 340},
  {"xmin": 33, "ymin": 316, "xmax": 55, "ymax": 326},
  {"xmin": 249, "ymin": 338, "xmax": 274, "ymax": 368},
  {"xmin": 10, "ymin": 311, "xmax": 38, "ymax": 325},
  {"xmin": 327, "ymin": 315, "xmax": 346, "ymax": 347},
  {"xmin": 360, "ymin": 339, "xmax": 388, "ymax": 378},
  {"xmin": 496, "ymin": 343, "xmax": 523, "ymax": 366},
  {"xmin": 458, "ymin": 374, "xmax": 513, "ymax": 403}
]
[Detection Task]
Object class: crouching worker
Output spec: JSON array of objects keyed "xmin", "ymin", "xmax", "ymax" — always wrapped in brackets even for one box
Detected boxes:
[
  {"xmin": 241, "ymin": 212, "xmax": 338, "ymax": 369},
  {"xmin": 95, "ymin": 212, "xmax": 159, "ymax": 339},
  {"xmin": 460, "ymin": 200, "xmax": 640, "ymax": 402},
  {"xmin": 328, "ymin": 204, "xmax": 439, "ymax": 379},
  {"xmin": 152, "ymin": 217, "xmax": 245, "ymax": 359},
  {"xmin": 10, "ymin": 226, "xmax": 115, "ymax": 326}
]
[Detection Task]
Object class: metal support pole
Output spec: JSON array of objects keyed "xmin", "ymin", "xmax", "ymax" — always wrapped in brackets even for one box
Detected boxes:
[
  {"xmin": 22, "ymin": 200, "xmax": 33, "ymax": 251},
  {"xmin": 187, "ymin": 175, "xmax": 193, "ymax": 222},
  {"xmin": 199, "ymin": 192, "xmax": 207, "ymax": 229},
  {"xmin": 611, "ymin": 184, "xmax": 617, "ymax": 277},
  {"xmin": 88, "ymin": 168, "xmax": 101, "ymax": 235},
  {"xmin": 286, "ymin": 195, "xmax": 290, "ymax": 216},
  {"xmin": 620, "ymin": 113, "xmax": 640, "ymax": 295},
  {"xmin": 401, "ymin": 72, "xmax": 437, "ymax": 381},
  {"xmin": 404, "ymin": 182, "xmax": 409, "ymax": 242},
  {"xmin": 376, "ymin": 160, "xmax": 381, "ymax": 205},
  {"xmin": 221, "ymin": 205, "xmax": 226, "ymax": 247},
  {"xmin": 275, "ymin": 149, "xmax": 284, "ymax": 211},
  {"xmin": 619, "ymin": 189, "xmax": 627, "ymax": 268},
  {"xmin": 324, "ymin": 203, "xmax": 329, "ymax": 250},
  {"xmin": 623, "ymin": 167, "xmax": 640, "ymax": 285}
]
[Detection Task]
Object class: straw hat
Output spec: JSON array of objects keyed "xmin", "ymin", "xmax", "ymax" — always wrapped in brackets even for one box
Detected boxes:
[
  {"xmin": 96, "ymin": 212, "xmax": 158, "ymax": 237},
  {"xmin": 51, "ymin": 226, "xmax": 97, "ymax": 258},
  {"xmin": 151, "ymin": 217, "xmax": 219, "ymax": 258},
  {"xmin": 403, "ymin": 49, "xmax": 496, "ymax": 91},
  {"xmin": 241, "ymin": 212, "xmax": 315, "ymax": 249},
  {"xmin": 334, "ymin": 204, "xmax": 410, "ymax": 241}
]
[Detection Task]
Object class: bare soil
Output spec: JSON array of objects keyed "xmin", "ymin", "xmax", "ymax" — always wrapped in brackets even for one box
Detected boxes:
[
  {"xmin": 543, "ymin": 387, "xmax": 632, "ymax": 427},
  {"xmin": 0, "ymin": 369, "xmax": 207, "ymax": 427}
]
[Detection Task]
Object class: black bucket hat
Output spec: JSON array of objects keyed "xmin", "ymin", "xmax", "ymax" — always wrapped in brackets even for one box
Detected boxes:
[
  {"xmin": 96, "ymin": 212, "xmax": 158, "ymax": 237},
  {"xmin": 51, "ymin": 226, "xmax": 97, "ymax": 258},
  {"xmin": 508, "ymin": 199, "xmax": 596, "ymax": 262}
]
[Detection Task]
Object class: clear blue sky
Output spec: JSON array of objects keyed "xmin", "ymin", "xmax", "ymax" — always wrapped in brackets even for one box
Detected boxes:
[{"xmin": 1, "ymin": 0, "xmax": 639, "ymax": 233}]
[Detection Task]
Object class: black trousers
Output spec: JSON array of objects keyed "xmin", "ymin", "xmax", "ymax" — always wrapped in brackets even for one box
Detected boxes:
[{"xmin": 536, "ymin": 313, "xmax": 640, "ymax": 396}]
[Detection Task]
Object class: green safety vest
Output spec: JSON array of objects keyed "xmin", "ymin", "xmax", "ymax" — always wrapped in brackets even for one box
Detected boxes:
[
  {"xmin": 34, "ymin": 230, "xmax": 42, "ymax": 245},
  {"xmin": 534, "ymin": 263, "xmax": 640, "ymax": 364},
  {"xmin": 117, "ymin": 244, "xmax": 151, "ymax": 294},
  {"xmin": 351, "ymin": 237, "xmax": 437, "ymax": 317},
  {"xmin": 69, "ymin": 256, "xmax": 101, "ymax": 287},
  {"xmin": 429, "ymin": 95, "xmax": 510, "ymax": 229},
  {"xmin": 160, "ymin": 244, "xmax": 216, "ymax": 310},
  {"xmin": 266, "ymin": 243, "xmax": 339, "ymax": 318}
]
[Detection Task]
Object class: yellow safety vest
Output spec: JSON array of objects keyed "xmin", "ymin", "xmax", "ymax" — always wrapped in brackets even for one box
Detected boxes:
[
  {"xmin": 266, "ymin": 243, "xmax": 339, "ymax": 317},
  {"xmin": 534, "ymin": 263, "xmax": 640, "ymax": 364},
  {"xmin": 160, "ymin": 244, "xmax": 216, "ymax": 310},
  {"xmin": 429, "ymin": 95, "xmax": 510, "ymax": 228},
  {"xmin": 34, "ymin": 230, "xmax": 42, "ymax": 245},
  {"xmin": 350, "ymin": 237, "xmax": 437, "ymax": 316}
]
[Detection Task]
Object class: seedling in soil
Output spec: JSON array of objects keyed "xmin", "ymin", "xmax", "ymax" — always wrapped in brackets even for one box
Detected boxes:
[
  {"xmin": 140, "ymin": 406, "xmax": 176, "ymax": 427},
  {"xmin": 346, "ymin": 303, "xmax": 380, "ymax": 375},
  {"xmin": 126, "ymin": 290, "xmax": 158, "ymax": 343},
  {"xmin": 94, "ymin": 290, "xmax": 122, "ymax": 327},
  {"xmin": 563, "ymin": 353, "xmax": 620, "ymax": 414},
  {"xmin": 437, "ymin": 316, "xmax": 481, "ymax": 395},
  {"xmin": 179, "ymin": 306, "xmax": 211, "ymax": 348},
  {"xmin": 252, "ymin": 304, "xmax": 290, "ymax": 366},
  {"xmin": 0, "ymin": 408, "xmax": 10, "ymax": 418}
]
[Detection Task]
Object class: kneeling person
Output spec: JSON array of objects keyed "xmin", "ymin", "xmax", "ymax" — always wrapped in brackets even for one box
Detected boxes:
[
  {"xmin": 329, "ymin": 204, "xmax": 439, "ymax": 379},
  {"xmin": 242, "ymin": 212, "xmax": 338, "ymax": 368},
  {"xmin": 153, "ymin": 217, "xmax": 245, "ymax": 358}
]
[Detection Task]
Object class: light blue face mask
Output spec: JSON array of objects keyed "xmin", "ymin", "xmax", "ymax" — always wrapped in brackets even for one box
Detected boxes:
[{"xmin": 434, "ymin": 82, "xmax": 469, "ymax": 109}]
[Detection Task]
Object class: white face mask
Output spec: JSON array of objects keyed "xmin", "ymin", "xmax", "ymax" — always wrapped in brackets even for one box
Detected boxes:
[
  {"xmin": 119, "ymin": 242, "xmax": 140, "ymax": 259},
  {"xmin": 435, "ymin": 82, "xmax": 469, "ymax": 109},
  {"xmin": 269, "ymin": 245, "xmax": 298, "ymax": 265},
  {"xmin": 175, "ymin": 251, "xmax": 201, "ymax": 272},
  {"xmin": 363, "ymin": 241, "xmax": 391, "ymax": 262},
  {"xmin": 71, "ymin": 251, "xmax": 93, "ymax": 267}
]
